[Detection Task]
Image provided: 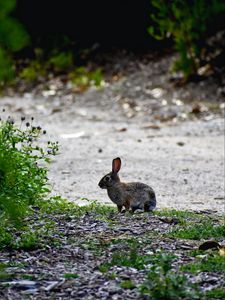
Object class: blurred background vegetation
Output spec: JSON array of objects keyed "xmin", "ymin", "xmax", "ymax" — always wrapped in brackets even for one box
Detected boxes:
[{"xmin": 0, "ymin": 0, "xmax": 225, "ymax": 86}]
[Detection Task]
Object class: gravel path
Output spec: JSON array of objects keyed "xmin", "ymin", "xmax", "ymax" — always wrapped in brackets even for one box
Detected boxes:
[{"xmin": 1, "ymin": 54, "xmax": 224, "ymax": 212}]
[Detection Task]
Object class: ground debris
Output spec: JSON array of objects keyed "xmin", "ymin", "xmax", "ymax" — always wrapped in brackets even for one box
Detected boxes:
[{"xmin": 0, "ymin": 208, "xmax": 224, "ymax": 299}]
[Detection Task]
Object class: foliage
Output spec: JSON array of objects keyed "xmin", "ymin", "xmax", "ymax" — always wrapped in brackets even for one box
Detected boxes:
[
  {"xmin": 0, "ymin": 0, "xmax": 29, "ymax": 83},
  {"xmin": 19, "ymin": 52, "xmax": 104, "ymax": 92},
  {"xmin": 149, "ymin": 0, "xmax": 225, "ymax": 79},
  {"xmin": 19, "ymin": 60, "xmax": 46, "ymax": 82},
  {"xmin": 69, "ymin": 67, "xmax": 104, "ymax": 91},
  {"xmin": 0, "ymin": 114, "xmax": 59, "ymax": 226},
  {"xmin": 20, "ymin": 50, "xmax": 74, "ymax": 81},
  {"xmin": 101, "ymin": 248, "xmax": 199, "ymax": 299},
  {"xmin": 168, "ymin": 221, "xmax": 225, "ymax": 240},
  {"xmin": 140, "ymin": 252, "xmax": 199, "ymax": 299},
  {"xmin": 48, "ymin": 51, "xmax": 73, "ymax": 72}
]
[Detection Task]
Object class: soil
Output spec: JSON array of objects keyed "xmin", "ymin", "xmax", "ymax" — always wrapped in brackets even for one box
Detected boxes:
[{"xmin": 1, "ymin": 53, "xmax": 224, "ymax": 212}]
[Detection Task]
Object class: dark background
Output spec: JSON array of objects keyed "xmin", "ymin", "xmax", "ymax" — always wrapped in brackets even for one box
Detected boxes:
[{"xmin": 15, "ymin": 0, "xmax": 155, "ymax": 51}]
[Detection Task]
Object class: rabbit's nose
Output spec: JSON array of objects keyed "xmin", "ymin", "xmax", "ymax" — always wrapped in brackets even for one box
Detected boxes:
[{"xmin": 98, "ymin": 181, "xmax": 104, "ymax": 188}]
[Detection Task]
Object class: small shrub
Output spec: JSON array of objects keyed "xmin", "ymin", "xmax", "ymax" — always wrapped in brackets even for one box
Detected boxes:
[
  {"xmin": 0, "ymin": 114, "xmax": 59, "ymax": 225},
  {"xmin": 149, "ymin": 0, "xmax": 225, "ymax": 79}
]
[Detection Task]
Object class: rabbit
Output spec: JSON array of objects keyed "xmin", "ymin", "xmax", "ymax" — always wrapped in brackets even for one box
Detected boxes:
[{"xmin": 98, "ymin": 157, "xmax": 156, "ymax": 213}]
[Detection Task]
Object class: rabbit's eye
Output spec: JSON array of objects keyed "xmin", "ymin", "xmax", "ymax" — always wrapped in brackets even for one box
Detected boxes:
[{"xmin": 105, "ymin": 176, "xmax": 111, "ymax": 182}]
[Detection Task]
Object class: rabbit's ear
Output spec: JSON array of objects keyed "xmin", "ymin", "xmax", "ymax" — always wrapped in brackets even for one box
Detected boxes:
[{"xmin": 112, "ymin": 157, "xmax": 121, "ymax": 173}]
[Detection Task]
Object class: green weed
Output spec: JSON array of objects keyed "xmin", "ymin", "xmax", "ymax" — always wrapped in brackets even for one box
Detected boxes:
[
  {"xmin": 204, "ymin": 288, "xmax": 225, "ymax": 299},
  {"xmin": 22, "ymin": 274, "xmax": 36, "ymax": 280},
  {"xmin": 120, "ymin": 279, "xmax": 136, "ymax": 289},
  {"xmin": 140, "ymin": 252, "xmax": 199, "ymax": 299},
  {"xmin": 63, "ymin": 273, "xmax": 79, "ymax": 279}
]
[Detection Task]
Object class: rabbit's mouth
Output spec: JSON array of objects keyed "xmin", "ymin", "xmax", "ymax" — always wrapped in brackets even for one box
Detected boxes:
[{"xmin": 98, "ymin": 182, "xmax": 107, "ymax": 189}]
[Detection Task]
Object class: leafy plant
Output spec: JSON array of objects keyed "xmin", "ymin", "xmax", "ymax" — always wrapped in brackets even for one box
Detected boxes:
[
  {"xmin": 0, "ymin": 0, "xmax": 29, "ymax": 83},
  {"xmin": 149, "ymin": 0, "xmax": 225, "ymax": 79},
  {"xmin": 140, "ymin": 252, "xmax": 199, "ymax": 299},
  {"xmin": 0, "ymin": 114, "xmax": 59, "ymax": 225}
]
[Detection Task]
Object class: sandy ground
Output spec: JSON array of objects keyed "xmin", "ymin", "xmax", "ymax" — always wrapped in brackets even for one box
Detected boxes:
[{"xmin": 1, "ymin": 55, "xmax": 224, "ymax": 212}]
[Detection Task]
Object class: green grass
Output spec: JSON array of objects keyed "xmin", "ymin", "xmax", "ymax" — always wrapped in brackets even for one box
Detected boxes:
[
  {"xmin": 154, "ymin": 209, "xmax": 203, "ymax": 221},
  {"xmin": 120, "ymin": 279, "xmax": 136, "ymax": 289},
  {"xmin": 182, "ymin": 254, "xmax": 225, "ymax": 274},
  {"xmin": 154, "ymin": 209, "xmax": 224, "ymax": 240},
  {"xmin": 39, "ymin": 197, "xmax": 115, "ymax": 218},
  {"xmin": 99, "ymin": 242, "xmax": 156, "ymax": 272},
  {"xmin": 63, "ymin": 273, "xmax": 79, "ymax": 279},
  {"xmin": 100, "ymin": 249, "xmax": 200, "ymax": 299},
  {"xmin": 22, "ymin": 274, "xmax": 36, "ymax": 280},
  {"xmin": 168, "ymin": 221, "xmax": 225, "ymax": 240},
  {"xmin": 99, "ymin": 245, "xmax": 176, "ymax": 273},
  {"xmin": 204, "ymin": 288, "xmax": 225, "ymax": 299}
]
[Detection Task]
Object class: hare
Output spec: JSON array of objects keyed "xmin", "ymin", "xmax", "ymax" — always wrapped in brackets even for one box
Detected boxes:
[{"xmin": 98, "ymin": 157, "xmax": 156, "ymax": 213}]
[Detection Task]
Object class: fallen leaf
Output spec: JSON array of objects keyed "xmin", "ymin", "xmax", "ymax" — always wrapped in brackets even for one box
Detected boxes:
[
  {"xmin": 219, "ymin": 247, "xmax": 225, "ymax": 257},
  {"xmin": 117, "ymin": 128, "xmax": 127, "ymax": 132}
]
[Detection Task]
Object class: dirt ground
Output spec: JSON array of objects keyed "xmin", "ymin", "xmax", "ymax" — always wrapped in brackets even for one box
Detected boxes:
[{"xmin": 1, "ymin": 54, "xmax": 224, "ymax": 212}]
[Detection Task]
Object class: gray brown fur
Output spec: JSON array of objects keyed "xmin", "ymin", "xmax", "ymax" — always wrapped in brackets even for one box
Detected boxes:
[{"xmin": 98, "ymin": 157, "xmax": 156, "ymax": 213}]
